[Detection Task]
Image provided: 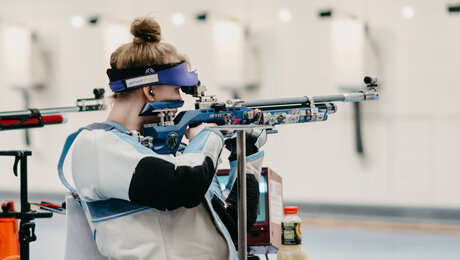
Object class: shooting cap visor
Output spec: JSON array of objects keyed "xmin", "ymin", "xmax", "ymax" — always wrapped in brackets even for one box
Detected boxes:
[{"xmin": 107, "ymin": 62, "xmax": 198, "ymax": 92}]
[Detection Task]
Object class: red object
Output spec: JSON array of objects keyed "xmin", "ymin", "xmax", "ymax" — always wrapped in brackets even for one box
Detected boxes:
[
  {"xmin": 284, "ymin": 206, "xmax": 298, "ymax": 215},
  {"xmin": 0, "ymin": 201, "xmax": 19, "ymax": 259},
  {"xmin": 39, "ymin": 202, "xmax": 62, "ymax": 209},
  {"xmin": 0, "ymin": 114, "xmax": 64, "ymax": 128}
]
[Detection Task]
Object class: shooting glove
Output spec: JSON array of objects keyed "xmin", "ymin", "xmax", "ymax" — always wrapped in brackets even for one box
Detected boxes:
[{"xmin": 224, "ymin": 112, "xmax": 267, "ymax": 161}]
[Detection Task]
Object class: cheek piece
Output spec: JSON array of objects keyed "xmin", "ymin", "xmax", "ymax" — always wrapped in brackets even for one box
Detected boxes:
[{"xmin": 106, "ymin": 61, "xmax": 199, "ymax": 93}]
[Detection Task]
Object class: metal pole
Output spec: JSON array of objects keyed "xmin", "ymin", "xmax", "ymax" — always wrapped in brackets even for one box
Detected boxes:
[
  {"xmin": 20, "ymin": 152, "xmax": 30, "ymax": 260},
  {"xmin": 20, "ymin": 152, "xmax": 30, "ymax": 212},
  {"xmin": 237, "ymin": 130, "xmax": 247, "ymax": 260},
  {"xmin": 354, "ymin": 102, "xmax": 364, "ymax": 154}
]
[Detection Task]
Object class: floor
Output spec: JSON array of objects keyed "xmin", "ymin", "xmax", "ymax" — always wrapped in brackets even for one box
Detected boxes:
[
  {"xmin": 22, "ymin": 213, "xmax": 460, "ymax": 260},
  {"xmin": 2, "ymin": 192, "xmax": 460, "ymax": 260}
]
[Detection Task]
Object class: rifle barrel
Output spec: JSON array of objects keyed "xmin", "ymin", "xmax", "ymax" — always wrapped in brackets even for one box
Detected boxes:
[
  {"xmin": 239, "ymin": 91, "xmax": 377, "ymax": 108},
  {"xmin": 0, "ymin": 106, "xmax": 80, "ymax": 117}
]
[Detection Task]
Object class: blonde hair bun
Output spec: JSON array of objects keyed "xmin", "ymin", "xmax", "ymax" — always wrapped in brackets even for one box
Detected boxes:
[{"xmin": 131, "ymin": 17, "xmax": 161, "ymax": 44}]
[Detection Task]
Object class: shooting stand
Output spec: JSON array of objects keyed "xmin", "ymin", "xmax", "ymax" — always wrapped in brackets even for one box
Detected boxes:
[
  {"xmin": 0, "ymin": 150, "xmax": 53, "ymax": 260},
  {"xmin": 211, "ymin": 125, "xmax": 273, "ymax": 260}
]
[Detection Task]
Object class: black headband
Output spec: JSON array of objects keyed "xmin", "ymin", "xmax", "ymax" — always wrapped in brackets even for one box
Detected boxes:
[{"xmin": 106, "ymin": 62, "xmax": 183, "ymax": 82}]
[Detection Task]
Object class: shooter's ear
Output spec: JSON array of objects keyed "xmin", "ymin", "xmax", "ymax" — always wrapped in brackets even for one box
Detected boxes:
[{"xmin": 142, "ymin": 86, "xmax": 155, "ymax": 102}]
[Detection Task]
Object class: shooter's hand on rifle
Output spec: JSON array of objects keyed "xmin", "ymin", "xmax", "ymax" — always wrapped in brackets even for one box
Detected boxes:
[
  {"xmin": 224, "ymin": 109, "xmax": 267, "ymax": 161},
  {"xmin": 185, "ymin": 123, "xmax": 218, "ymax": 141}
]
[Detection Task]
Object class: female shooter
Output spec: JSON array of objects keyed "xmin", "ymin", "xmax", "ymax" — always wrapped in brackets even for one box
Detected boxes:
[{"xmin": 59, "ymin": 17, "xmax": 265, "ymax": 260}]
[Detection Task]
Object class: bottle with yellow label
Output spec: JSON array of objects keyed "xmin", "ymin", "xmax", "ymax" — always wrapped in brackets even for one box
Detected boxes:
[{"xmin": 276, "ymin": 206, "xmax": 309, "ymax": 260}]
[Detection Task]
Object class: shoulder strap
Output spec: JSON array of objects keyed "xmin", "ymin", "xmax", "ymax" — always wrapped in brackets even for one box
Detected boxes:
[{"xmin": 57, "ymin": 123, "xmax": 116, "ymax": 201}]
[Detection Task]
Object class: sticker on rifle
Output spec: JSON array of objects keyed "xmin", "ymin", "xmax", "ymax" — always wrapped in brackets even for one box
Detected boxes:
[
  {"xmin": 166, "ymin": 132, "xmax": 179, "ymax": 151},
  {"xmin": 231, "ymin": 115, "xmax": 241, "ymax": 124},
  {"xmin": 263, "ymin": 112, "xmax": 271, "ymax": 124},
  {"xmin": 276, "ymin": 113, "xmax": 287, "ymax": 124},
  {"xmin": 243, "ymin": 111, "xmax": 254, "ymax": 120},
  {"xmin": 268, "ymin": 113, "xmax": 277, "ymax": 125},
  {"xmin": 311, "ymin": 107, "xmax": 318, "ymax": 116},
  {"xmin": 242, "ymin": 111, "xmax": 252, "ymax": 124},
  {"xmin": 310, "ymin": 107, "xmax": 319, "ymax": 120},
  {"xmin": 288, "ymin": 110, "xmax": 300, "ymax": 123},
  {"xmin": 317, "ymin": 112, "xmax": 324, "ymax": 120}
]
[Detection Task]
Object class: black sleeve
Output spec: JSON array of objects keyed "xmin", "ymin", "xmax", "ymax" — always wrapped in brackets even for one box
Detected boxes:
[
  {"xmin": 211, "ymin": 174, "xmax": 260, "ymax": 242},
  {"xmin": 128, "ymin": 156, "xmax": 215, "ymax": 211}
]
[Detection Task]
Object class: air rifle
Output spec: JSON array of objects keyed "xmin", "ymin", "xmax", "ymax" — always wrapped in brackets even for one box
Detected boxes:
[
  {"xmin": 0, "ymin": 88, "xmax": 105, "ymax": 131},
  {"xmin": 140, "ymin": 76, "xmax": 379, "ymax": 154}
]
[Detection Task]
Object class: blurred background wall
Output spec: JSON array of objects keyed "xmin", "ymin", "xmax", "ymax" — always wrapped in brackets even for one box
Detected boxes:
[{"xmin": 0, "ymin": 0, "xmax": 459, "ymax": 211}]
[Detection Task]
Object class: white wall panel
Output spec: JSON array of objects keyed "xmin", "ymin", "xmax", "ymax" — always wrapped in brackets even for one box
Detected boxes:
[
  {"xmin": 387, "ymin": 120, "xmax": 433, "ymax": 194},
  {"xmin": 0, "ymin": 0, "xmax": 458, "ymax": 209}
]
